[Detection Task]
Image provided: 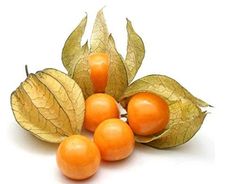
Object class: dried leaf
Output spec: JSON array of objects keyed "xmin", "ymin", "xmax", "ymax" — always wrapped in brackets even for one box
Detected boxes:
[
  {"xmin": 120, "ymin": 74, "xmax": 209, "ymax": 148},
  {"xmin": 135, "ymin": 100, "xmax": 206, "ymax": 148},
  {"xmin": 105, "ymin": 35, "xmax": 128, "ymax": 100},
  {"xmin": 147, "ymin": 111, "xmax": 207, "ymax": 149},
  {"xmin": 90, "ymin": 9, "xmax": 109, "ymax": 53},
  {"xmin": 72, "ymin": 42, "xmax": 94, "ymax": 99},
  {"xmin": 120, "ymin": 74, "xmax": 209, "ymax": 108},
  {"xmin": 62, "ymin": 15, "xmax": 87, "ymax": 72},
  {"xmin": 61, "ymin": 14, "xmax": 93, "ymax": 98},
  {"xmin": 62, "ymin": 10, "xmax": 128, "ymax": 100},
  {"xmin": 124, "ymin": 19, "xmax": 145, "ymax": 83},
  {"xmin": 11, "ymin": 69, "xmax": 85, "ymax": 143}
]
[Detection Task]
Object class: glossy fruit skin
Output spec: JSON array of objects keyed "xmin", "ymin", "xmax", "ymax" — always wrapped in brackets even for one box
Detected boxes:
[
  {"xmin": 84, "ymin": 93, "xmax": 120, "ymax": 132},
  {"xmin": 88, "ymin": 53, "xmax": 109, "ymax": 93},
  {"xmin": 56, "ymin": 135, "xmax": 101, "ymax": 180},
  {"xmin": 94, "ymin": 118, "xmax": 135, "ymax": 161},
  {"xmin": 127, "ymin": 92, "xmax": 170, "ymax": 136}
]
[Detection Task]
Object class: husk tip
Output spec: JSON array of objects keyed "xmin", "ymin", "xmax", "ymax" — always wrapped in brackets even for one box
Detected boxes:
[
  {"xmin": 126, "ymin": 18, "xmax": 132, "ymax": 25},
  {"xmin": 98, "ymin": 6, "xmax": 106, "ymax": 14}
]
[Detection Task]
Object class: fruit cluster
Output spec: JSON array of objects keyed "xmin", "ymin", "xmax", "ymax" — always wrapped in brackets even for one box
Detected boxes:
[
  {"xmin": 57, "ymin": 87, "xmax": 170, "ymax": 179},
  {"xmin": 10, "ymin": 9, "xmax": 209, "ymax": 181}
]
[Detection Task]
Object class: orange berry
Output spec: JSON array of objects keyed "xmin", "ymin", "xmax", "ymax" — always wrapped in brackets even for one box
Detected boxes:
[
  {"xmin": 94, "ymin": 118, "xmax": 135, "ymax": 161},
  {"xmin": 84, "ymin": 93, "xmax": 119, "ymax": 132},
  {"xmin": 127, "ymin": 92, "xmax": 169, "ymax": 136},
  {"xmin": 56, "ymin": 135, "xmax": 100, "ymax": 180},
  {"xmin": 88, "ymin": 53, "xmax": 109, "ymax": 93}
]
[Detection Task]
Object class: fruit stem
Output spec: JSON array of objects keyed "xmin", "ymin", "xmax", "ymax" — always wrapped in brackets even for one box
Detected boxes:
[
  {"xmin": 25, "ymin": 65, "xmax": 29, "ymax": 77},
  {"xmin": 121, "ymin": 113, "xmax": 128, "ymax": 118}
]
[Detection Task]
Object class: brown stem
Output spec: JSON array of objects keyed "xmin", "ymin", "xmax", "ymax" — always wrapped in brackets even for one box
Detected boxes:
[
  {"xmin": 25, "ymin": 65, "xmax": 29, "ymax": 77},
  {"xmin": 121, "ymin": 113, "xmax": 128, "ymax": 118}
]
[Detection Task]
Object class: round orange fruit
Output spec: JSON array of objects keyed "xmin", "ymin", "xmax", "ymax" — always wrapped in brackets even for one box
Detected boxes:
[
  {"xmin": 56, "ymin": 135, "xmax": 101, "ymax": 180},
  {"xmin": 84, "ymin": 93, "xmax": 119, "ymax": 132},
  {"xmin": 127, "ymin": 92, "xmax": 170, "ymax": 136},
  {"xmin": 94, "ymin": 118, "xmax": 135, "ymax": 161},
  {"xmin": 88, "ymin": 53, "xmax": 109, "ymax": 93}
]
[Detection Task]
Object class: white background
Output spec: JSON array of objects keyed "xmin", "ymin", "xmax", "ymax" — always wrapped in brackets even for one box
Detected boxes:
[{"xmin": 0, "ymin": 0, "xmax": 233, "ymax": 183}]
